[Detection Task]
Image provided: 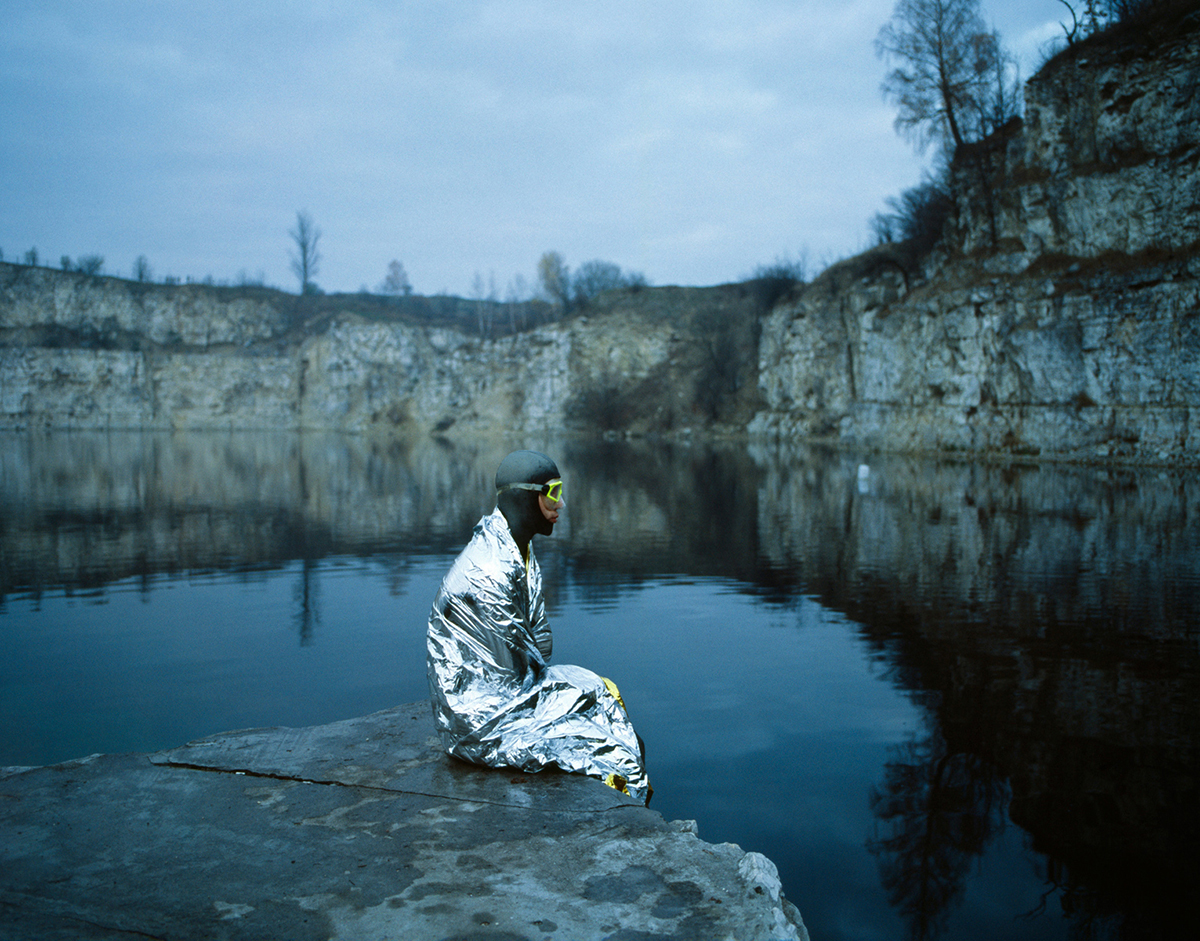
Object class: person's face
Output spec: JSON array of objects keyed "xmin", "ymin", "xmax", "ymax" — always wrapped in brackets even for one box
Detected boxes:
[{"xmin": 537, "ymin": 490, "xmax": 563, "ymax": 529}]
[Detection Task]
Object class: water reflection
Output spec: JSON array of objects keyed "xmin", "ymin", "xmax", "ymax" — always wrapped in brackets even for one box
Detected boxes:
[
  {"xmin": 0, "ymin": 431, "xmax": 502, "ymax": 598},
  {"xmin": 754, "ymin": 446, "xmax": 1200, "ymax": 939},
  {"xmin": 1, "ymin": 430, "xmax": 1196, "ymax": 939},
  {"xmin": 868, "ymin": 728, "xmax": 1010, "ymax": 940},
  {"xmin": 294, "ymin": 557, "xmax": 321, "ymax": 645}
]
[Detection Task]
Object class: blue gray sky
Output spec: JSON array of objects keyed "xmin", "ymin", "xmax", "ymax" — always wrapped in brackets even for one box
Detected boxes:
[{"xmin": 2, "ymin": 1, "xmax": 1064, "ymax": 297}]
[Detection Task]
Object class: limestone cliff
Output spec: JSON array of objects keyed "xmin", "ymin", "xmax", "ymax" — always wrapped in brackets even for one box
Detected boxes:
[
  {"xmin": 0, "ymin": 265, "xmax": 762, "ymax": 438},
  {"xmin": 752, "ymin": 7, "xmax": 1200, "ymax": 464}
]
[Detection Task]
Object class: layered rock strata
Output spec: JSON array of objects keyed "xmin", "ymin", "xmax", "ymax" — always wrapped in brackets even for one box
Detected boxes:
[
  {"xmin": 751, "ymin": 10, "xmax": 1200, "ymax": 463},
  {"xmin": 0, "ymin": 269, "xmax": 760, "ymax": 438}
]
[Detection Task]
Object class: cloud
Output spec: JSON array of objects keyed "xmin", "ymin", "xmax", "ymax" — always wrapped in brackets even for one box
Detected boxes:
[
  {"xmin": 1011, "ymin": 19, "xmax": 1069, "ymax": 78},
  {"xmin": 1, "ymin": 1, "xmax": 1039, "ymax": 295}
]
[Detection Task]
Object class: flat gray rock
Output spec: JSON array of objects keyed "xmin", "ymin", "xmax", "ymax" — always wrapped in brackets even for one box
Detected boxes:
[{"xmin": 1, "ymin": 702, "xmax": 807, "ymax": 940}]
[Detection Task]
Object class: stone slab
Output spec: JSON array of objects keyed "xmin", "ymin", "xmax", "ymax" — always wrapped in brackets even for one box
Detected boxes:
[{"xmin": 0, "ymin": 702, "xmax": 807, "ymax": 941}]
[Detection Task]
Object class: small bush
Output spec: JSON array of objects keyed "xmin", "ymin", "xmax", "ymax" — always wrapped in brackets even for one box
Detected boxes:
[
  {"xmin": 871, "ymin": 175, "xmax": 953, "ymax": 255},
  {"xmin": 751, "ymin": 254, "xmax": 809, "ymax": 283},
  {"xmin": 571, "ymin": 260, "xmax": 649, "ymax": 305},
  {"xmin": 76, "ymin": 255, "xmax": 105, "ymax": 276},
  {"xmin": 745, "ymin": 254, "xmax": 808, "ymax": 310}
]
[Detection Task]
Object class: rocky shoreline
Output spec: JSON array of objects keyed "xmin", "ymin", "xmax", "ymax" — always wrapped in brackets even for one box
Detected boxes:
[{"xmin": 0, "ymin": 701, "xmax": 808, "ymax": 941}]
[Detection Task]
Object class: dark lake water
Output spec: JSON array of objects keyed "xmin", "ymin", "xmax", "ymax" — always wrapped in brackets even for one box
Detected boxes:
[{"xmin": 1, "ymin": 430, "xmax": 1197, "ymax": 940}]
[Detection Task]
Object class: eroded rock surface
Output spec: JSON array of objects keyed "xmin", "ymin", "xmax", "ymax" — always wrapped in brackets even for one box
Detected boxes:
[{"xmin": 0, "ymin": 702, "xmax": 807, "ymax": 941}]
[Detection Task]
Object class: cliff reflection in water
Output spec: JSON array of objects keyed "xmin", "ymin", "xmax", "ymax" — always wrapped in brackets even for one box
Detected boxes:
[
  {"xmin": 2, "ymin": 431, "xmax": 1196, "ymax": 938},
  {"xmin": 0, "ymin": 431, "xmax": 500, "ymax": 599},
  {"xmin": 755, "ymin": 446, "xmax": 1200, "ymax": 939}
]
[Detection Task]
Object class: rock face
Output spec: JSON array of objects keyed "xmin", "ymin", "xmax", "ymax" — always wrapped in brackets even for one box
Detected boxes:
[
  {"xmin": 0, "ymin": 268, "xmax": 762, "ymax": 439},
  {"xmin": 752, "ymin": 9, "xmax": 1200, "ymax": 463},
  {"xmin": 0, "ymin": 702, "xmax": 809, "ymax": 941}
]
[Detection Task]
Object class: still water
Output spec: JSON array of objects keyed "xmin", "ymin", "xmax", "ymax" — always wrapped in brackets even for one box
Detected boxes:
[{"xmin": 1, "ymin": 431, "xmax": 1197, "ymax": 940}]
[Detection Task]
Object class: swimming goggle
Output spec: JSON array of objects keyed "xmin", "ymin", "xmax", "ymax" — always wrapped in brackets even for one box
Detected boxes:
[{"xmin": 498, "ymin": 478, "xmax": 563, "ymax": 503}]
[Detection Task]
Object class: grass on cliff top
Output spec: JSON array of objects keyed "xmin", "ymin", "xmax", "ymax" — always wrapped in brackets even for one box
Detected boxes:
[
  {"xmin": 1037, "ymin": 0, "xmax": 1199, "ymax": 77},
  {"xmin": 1, "ymin": 261, "xmax": 785, "ymax": 343}
]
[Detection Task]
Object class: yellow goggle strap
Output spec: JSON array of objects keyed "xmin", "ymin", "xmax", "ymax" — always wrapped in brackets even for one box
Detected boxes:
[{"xmin": 498, "ymin": 479, "xmax": 563, "ymax": 503}]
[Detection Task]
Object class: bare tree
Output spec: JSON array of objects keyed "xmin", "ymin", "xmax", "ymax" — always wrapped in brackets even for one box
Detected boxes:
[
  {"xmin": 1056, "ymin": 0, "xmax": 1083, "ymax": 44},
  {"xmin": 133, "ymin": 255, "xmax": 153, "ymax": 282},
  {"xmin": 24, "ymin": 247, "xmax": 38, "ymax": 267},
  {"xmin": 289, "ymin": 210, "xmax": 322, "ymax": 294},
  {"xmin": 487, "ymin": 270, "xmax": 500, "ymax": 334},
  {"xmin": 876, "ymin": 0, "xmax": 1002, "ymax": 152},
  {"xmin": 378, "ymin": 259, "xmax": 413, "ymax": 296},
  {"xmin": 507, "ymin": 273, "xmax": 530, "ymax": 301},
  {"xmin": 537, "ymin": 251, "xmax": 570, "ymax": 312},
  {"xmin": 506, "ymin": 273, "xmax": 530, "ymax": 332},
  {"xmin": 471, "ymin": 271, "xmax": 487, "ymax": 336},
  {"xmin": 965, "ymin": 30, "xmax": 1021, "ymax": 140}
]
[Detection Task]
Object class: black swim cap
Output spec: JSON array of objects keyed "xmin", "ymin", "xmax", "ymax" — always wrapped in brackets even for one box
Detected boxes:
[
  {"xmin": 495, "ymin": 450, "xmax": 560, "ymax": 492},
  {"xmin": 495, "ymin": 450, "xmax": 561, "ymax": 548}
]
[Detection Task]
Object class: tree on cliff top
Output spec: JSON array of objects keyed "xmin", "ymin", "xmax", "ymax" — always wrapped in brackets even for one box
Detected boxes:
[
  {"xmin": 537, "ymin": 251, "xmax": 570, "ymax": 311},
  {"xmin": 876, "ymin": 0, "xmax": 1019, "ymax": 153},
  {"xmin": 1054, "ymin": 0, "xmax": 1179, "ymax": 47},
  {"xmin": 571, "ymin": 259, "xmax": 648, "ymax": 306},
  {"xmin": 378, "ymin": 259, "xmax": 413, "ymax": 296},
  {"xmin": 289, "ymin": 210, "xmax": 322, "ymax": 294}
]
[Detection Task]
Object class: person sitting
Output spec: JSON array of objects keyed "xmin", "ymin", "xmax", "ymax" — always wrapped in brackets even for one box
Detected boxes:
[{"xmin": 426, "ymin": 449, "xmax": 650, "ymax": 803}]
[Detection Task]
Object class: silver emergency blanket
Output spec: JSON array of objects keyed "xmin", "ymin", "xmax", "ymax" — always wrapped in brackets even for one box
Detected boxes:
[{"xmin": 427, "ymin": 508, "xmax": 650, "ymax": 802}]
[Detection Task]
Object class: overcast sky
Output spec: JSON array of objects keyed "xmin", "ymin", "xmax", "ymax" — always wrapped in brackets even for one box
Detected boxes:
[{"xmin": 2, "ymin": 1, "xmax": 1064, "ymax": 297}]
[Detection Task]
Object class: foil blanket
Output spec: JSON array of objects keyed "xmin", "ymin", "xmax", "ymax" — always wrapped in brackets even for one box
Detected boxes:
[{"xmin": 427, "ymin": 508, "xmax": 650, "ymax": 802}]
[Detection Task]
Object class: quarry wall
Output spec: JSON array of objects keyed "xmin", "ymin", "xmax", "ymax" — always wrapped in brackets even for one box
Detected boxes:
[{"xmin": 752, "ymin": 10, "xmax": 1200, "ymax": 463}]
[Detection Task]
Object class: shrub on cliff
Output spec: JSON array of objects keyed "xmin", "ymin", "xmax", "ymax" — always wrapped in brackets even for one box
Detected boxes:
[
  {"xmin": 1058, "ymin": 0, "xmax": 1178, "ymax": 39},
  {"xmin": 871, "ymin": 174, "xmax": 953, "ymax": 254},
  {"xmin": 571, "ymin": 259, "xmax": 649, "ymax": 307},
  {"xmin": 75, "ymin": 255, "xmax": 105, "ymax": 276},
  {"xmin": 1045, "ymin": 0, "xmax": 1195, "ymax": 65},
  {"xmin": 55, "ymin": 254, "xmax": 106, "ymax": 275},
  {"xmin": 746, "ymin": 256, "xmax": 808, "ymax": 311}
]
